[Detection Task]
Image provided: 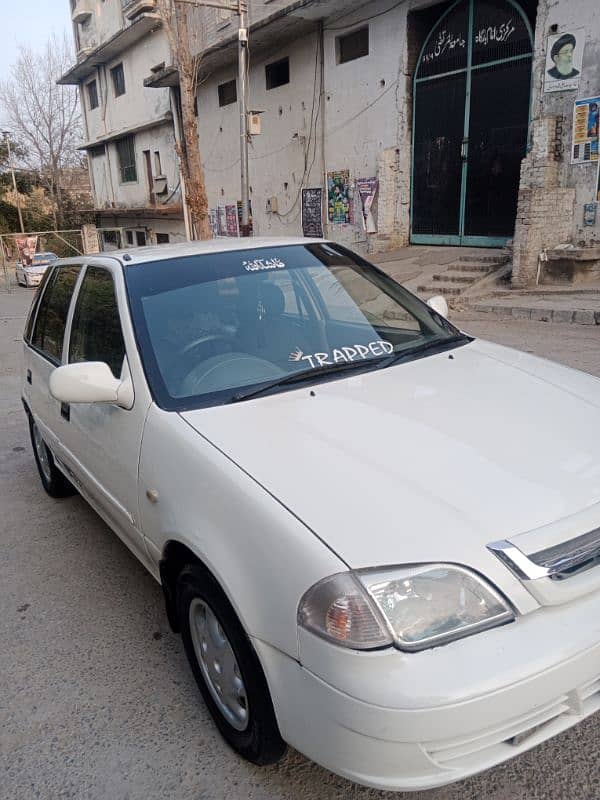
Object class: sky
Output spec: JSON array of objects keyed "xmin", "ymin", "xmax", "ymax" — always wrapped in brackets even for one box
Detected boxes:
[{"xmin": 0, "ymin": 1, "xmax": 72, "ymax": 78}]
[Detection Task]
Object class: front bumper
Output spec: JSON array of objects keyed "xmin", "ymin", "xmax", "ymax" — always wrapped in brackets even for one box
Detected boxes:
[{"xmin": 254, "ymin": 588, "xmax": 600, "ymax": 791}]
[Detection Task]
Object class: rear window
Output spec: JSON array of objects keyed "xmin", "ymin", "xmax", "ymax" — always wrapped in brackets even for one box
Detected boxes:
[{"xmin": 30, "ymin": 266, "xmax": 81, "ymax": 364}]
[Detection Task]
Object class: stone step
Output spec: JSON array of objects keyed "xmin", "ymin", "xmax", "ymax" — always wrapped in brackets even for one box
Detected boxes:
[
  {"xmin": 417, "ymin": 283, "xmax": 463, "ymax": 297},
  {"xmin": 450, "ymin": 262, "xmax": 497, "ymax": 273},
  {"xmin": 432, "ymin": 272, "xmax": 476, "ymax": 284},
  {"xmin": 458, "ymin": 254, "xmax": 508, "ymax": 264},
  {"xmin": 472, "ymin": 304, "xmax": 600, "ymax": 325}
]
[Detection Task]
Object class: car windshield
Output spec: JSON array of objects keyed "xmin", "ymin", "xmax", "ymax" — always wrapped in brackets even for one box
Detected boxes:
[
  {"xmin": 125, "ymin": 243, "xmax": 465, "ymax": 410},
  {"xmin": 32, "ymin": 253, "xmax": 57, "ymax": 266}
]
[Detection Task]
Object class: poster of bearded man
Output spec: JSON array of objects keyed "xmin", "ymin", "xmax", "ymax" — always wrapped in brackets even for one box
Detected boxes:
[{"xmin": 544, "ymin": 29, "xmax": 585, "ymax": 93}]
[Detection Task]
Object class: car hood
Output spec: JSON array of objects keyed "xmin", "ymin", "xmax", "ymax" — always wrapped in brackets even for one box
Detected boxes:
[{"xmin": 181, "ymin": 340, "xmax": 600, "ymax": 577}]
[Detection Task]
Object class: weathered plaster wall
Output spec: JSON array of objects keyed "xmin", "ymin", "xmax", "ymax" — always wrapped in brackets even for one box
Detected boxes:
[{"xmin": 513, "ymin": 0, "xmax": 600, "ymax": 286}]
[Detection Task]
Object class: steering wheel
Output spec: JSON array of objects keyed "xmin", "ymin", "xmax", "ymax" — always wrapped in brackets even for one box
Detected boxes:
[
  {"xmin": 178, "ymin": 334, "xmax": 233, "ymax": 358},
  {"xmin": 180, "ymin": 352, "xmax": 283, "ymax": 396}
]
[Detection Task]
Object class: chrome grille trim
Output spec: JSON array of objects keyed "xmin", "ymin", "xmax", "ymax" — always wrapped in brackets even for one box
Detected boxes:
[{"xmin": 488, "ymin": 527, "xmax": 600, "ymax": 582}]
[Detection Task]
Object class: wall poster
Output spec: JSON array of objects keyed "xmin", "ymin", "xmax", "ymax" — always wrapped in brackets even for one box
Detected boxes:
[
  {"xmin": 356, "ymin": 178, "xmax": 379, "ymax": 233},
  {"xmin": 571, "ymin": 96, "xmax": 600, "ymax": 164},
  {"xmin": 225, "ymin": 204, "xmax": 239, "ymax": 237},
  {"xmin": 217, "ymin": 206, "xmax": 227, "ymax": 236},
  {"xmin": 544, "ymin": 29, "xmax": 585, "ymax": 93},
  {"xmin": 327, "ymin": 170, "xmax": 351, "ymax": 224},
  {"xmin": 301, "ymin": 188, "xmax": 324, "ymax": 238},
  {"xmin": 208, "ymin": 209, "xmax": 219, "ymax": 238}
]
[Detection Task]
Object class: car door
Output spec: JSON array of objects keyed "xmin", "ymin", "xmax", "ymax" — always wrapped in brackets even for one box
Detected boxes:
[
  {"xmin": 23, "ymin": 264, "xmax": 83, "ymax": 452},
  {"xmin": 56, "ymin": 262, "xmax": 153, "ymax": 568}
]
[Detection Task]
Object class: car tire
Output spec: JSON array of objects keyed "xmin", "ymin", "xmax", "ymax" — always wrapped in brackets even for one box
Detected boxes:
[
  {"xmin": 178, "ymin": 563, "xmax": 287, "ymax": 766},
  {"xmin": 29, "ymin": 417, "xmax": 76, "ymax": 498}
]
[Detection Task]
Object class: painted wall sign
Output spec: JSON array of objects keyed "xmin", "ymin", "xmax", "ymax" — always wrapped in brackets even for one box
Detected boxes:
[
  {"xmin": 327, "ymin": 170, "xmax": 351, "ymax": 224},
  {"xmin": 422, "ymin": 28, "xmax": 466, "ymax": 64},
  {"xmin": 289, "ymin": 340, "xmax": 394, "ymax": 369},
  {"xmin": 571, "ymin": 96, "xmax": 600, "ymax": 165},
  {"xmin": 544, "ymin": 29, "xmax": 585, "ymax": 93},
  {"xmin": 302, "ymin": 187, "xmax": 324, "ymax": 238},
  {"xmin": 474, "ymin": 19, "xmax": 516, "ymax": 46}
]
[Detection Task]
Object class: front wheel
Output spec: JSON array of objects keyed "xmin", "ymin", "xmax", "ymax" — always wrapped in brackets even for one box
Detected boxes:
[
  {"xmin": 29, "ymin": 417, "xmax": 76, "ymax": 498},
  {"xmin": 178, "ymin": 564, "xmax": 286, "ymax": 766}
]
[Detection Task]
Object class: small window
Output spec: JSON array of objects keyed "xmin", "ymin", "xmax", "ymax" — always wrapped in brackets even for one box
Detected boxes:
[
  {"xmin": 87, "ymin": 79, "xmax": 99, "ymax": 110},
  {"xmin": 31, "ymin": 266, "xmax": 81, "ymax": 363},
  {"xmin": 111, "ymin": 63, "xmax": 126, "ymax": 97},
  {"xmin": 337, "ymin": 27, "xmax": 369, "ymax": 64},
  {"xmin": 156, "ymin": 233, "xmax": 170, "ymax": 244},
  {"xmin": 116, "ymin": 135, "xmax": 137, "ymax": 182},
  {"xmin": 154, "ymin": 151, "xmax": 162, "ymax": 175},
  {"xmin": 218, "ymin": 79, "xmax": 237, "ymax": 107},
  {"xmin": 69, "ymin": 267, "xmax": 126, "ymax": 379},
  {"xmin": 135, "ymin": 231, "xmax": 147, "ymax": 247},
  {"xmin": 266, "ymin": 57, "xmax": 289, "ymax": 90},
  {"xmin": 125, "ymin": 230, "xmax": 134, "ymax": 245},
  {"xmin": 101, "ymin": 229, "xmax": 121, "ymax": 250}
]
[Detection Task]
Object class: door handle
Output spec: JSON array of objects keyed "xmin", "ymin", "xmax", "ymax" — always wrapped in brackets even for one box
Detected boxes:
[
  {"xmin": 26, "ymin": 369, "xmax": 32, "ymax": 384},
  {"xmin": 60, "ymin": 402, "xmax": 70, "ymax": 422}
]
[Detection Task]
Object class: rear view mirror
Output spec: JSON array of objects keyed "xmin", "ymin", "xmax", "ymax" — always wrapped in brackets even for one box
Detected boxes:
[
  {"xmin": 427, "ymin": 295, "xmax": 449, "ymax": 319},
  {"xmin": 49, "ymin": 362, "xmax": 134, "ymax": 409}
]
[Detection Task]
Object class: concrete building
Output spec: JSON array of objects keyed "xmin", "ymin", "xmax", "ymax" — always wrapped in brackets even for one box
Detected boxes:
[
  {"xmin": 145, "ymin": 0, "xmax": 599, "ymax": 286},
  {"xmin": 60, "ymin": 0, "xmax": 187, "ymax": 249},
  {"xmin": 62, "ymin": 1, "xmax": 599, "ymax": 285}
]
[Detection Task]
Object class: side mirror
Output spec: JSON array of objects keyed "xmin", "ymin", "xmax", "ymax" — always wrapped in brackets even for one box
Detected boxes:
[
  {"xmin": 427, "ymin": 295, "xmax": 449, "ymax": 319},
  {"xmin": 49, "ymin": 362, "xmax": 134, "ymax": 409}
]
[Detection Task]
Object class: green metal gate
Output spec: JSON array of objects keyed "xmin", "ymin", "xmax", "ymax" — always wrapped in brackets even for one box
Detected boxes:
[{"xmin": 411, "ymin": 0, "xmax": 533, "ymax": 247}]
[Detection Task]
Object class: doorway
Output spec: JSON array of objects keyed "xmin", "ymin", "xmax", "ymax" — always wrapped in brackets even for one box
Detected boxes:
[{"xmin": 411, "ymin": 0, "xmax": 533, "ymax": 246}]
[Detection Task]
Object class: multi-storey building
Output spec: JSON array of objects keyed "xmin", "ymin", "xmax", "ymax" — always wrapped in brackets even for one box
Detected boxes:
[
  {"xmin": 145, "ymin": 0, "xmax": 600, "ymax": 285},
  {"xmin": 63, "ymin": 0, "xmax": 600, "ymax": 286},
  {"xmin": 60, "ymin": 0, "xmax": 187, "ymax": 249}
]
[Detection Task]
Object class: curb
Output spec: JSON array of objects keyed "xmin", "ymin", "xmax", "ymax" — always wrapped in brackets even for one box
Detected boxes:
[{"xmin": 472, "ymin": 305, "xmax": 600, "ymax": 326}]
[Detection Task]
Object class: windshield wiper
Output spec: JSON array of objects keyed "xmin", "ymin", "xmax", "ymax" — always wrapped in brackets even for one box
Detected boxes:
[
  {"xmin": 380, "ymin": 333, "xmax": 471, "ymax": 365},
  {"xmin": 230, "ymin": 357, "xmax": 390, "ymax": 403},
  {"xmin": 229, "ymin": 334, "xmax": 472, "ymax": 404}
]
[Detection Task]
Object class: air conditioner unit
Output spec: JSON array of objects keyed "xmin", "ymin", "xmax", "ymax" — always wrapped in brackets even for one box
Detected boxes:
[{"xmin": 153, "ymin": 175, "xmax": 168, "ymax": 195}]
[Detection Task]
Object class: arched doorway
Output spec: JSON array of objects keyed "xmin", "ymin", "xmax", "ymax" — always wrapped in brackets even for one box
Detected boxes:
[{"xmin": 411, "ymin": 0, "xmax": 533, "ymax": 246}]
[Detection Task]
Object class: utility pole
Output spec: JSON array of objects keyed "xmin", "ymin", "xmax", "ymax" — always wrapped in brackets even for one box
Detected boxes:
[
  {"xmin": 3, "ymin": 132, "xmax": 25, "ymax": 233},
  {"xmin": 237, "ymin": 0, "xmax": 250, "ymax": 236},
  {"xmin": 175, "ymin": 0, "xmax": 250, "ymax": 236}
]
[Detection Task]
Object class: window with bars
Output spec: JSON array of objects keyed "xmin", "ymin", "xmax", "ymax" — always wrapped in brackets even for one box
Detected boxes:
[
  {"xmin": 111, "ymin": 63, "xmax": 126, "ymax": 96},
  {"xmin": 116, "ymin": 135, "xmax": 137, "ymax": 183}
]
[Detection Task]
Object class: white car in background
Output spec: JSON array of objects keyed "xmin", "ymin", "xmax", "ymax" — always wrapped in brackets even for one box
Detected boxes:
[
  {"xmin": 16, "ymin": 251, "xmax": 58, "ymax": 288},
  {"xmin": 21, "ymin": 239, "xmax": 600, "ymax": 791}
]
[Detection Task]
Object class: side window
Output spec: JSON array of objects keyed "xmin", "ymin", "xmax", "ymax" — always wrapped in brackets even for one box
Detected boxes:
[
  {"xmin": 31, "ymin": 266, "xmax": 81, "ymax": 363},
  {"xmin": 69, "ymin": 267, "xmax": 126, "ymax": 378}
]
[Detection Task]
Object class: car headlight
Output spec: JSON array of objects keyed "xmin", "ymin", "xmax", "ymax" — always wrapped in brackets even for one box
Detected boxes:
[{"xmin": 298, "ymin": 564, "xmax": 514, "ymax": 652}]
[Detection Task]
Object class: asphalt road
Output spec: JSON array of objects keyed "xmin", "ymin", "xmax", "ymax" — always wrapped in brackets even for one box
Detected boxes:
[{"xmin": 1, "ymin": 285, "xmax": 599, "ymax": 800}]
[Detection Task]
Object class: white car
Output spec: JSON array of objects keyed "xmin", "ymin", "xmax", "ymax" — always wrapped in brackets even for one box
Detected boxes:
[
  {"xmin": 22, "ymin": 239, "xmax": 600, "ymax": 792},
  {"xmin": 16, "ymin": 252, "xmax": 58, "ymax": 288}
]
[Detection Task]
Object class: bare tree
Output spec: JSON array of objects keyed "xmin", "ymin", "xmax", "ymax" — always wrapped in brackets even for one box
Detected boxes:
[
  {"xmin": 0, "ymin": 34, "xmax": 83, "ymax": 229},
  {"xmin": 157, "ymin": 0, "xmax": 212, "ymax": 240}
]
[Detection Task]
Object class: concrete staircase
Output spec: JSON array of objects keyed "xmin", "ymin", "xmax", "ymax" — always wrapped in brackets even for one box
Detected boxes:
[{"xmin": 418, "ymin": 253, "xmax": 509, "ymax": 300}]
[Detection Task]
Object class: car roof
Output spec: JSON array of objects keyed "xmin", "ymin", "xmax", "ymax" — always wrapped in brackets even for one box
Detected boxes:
[{"xmin": 81, "ymin": 237, "xmax": 327, "ymax": 268}]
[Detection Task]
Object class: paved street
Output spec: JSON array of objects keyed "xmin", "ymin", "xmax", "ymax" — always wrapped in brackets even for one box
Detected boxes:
[{"xmin": 1, "ymin": 285, "xmax": 599, "ymax": 800}]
